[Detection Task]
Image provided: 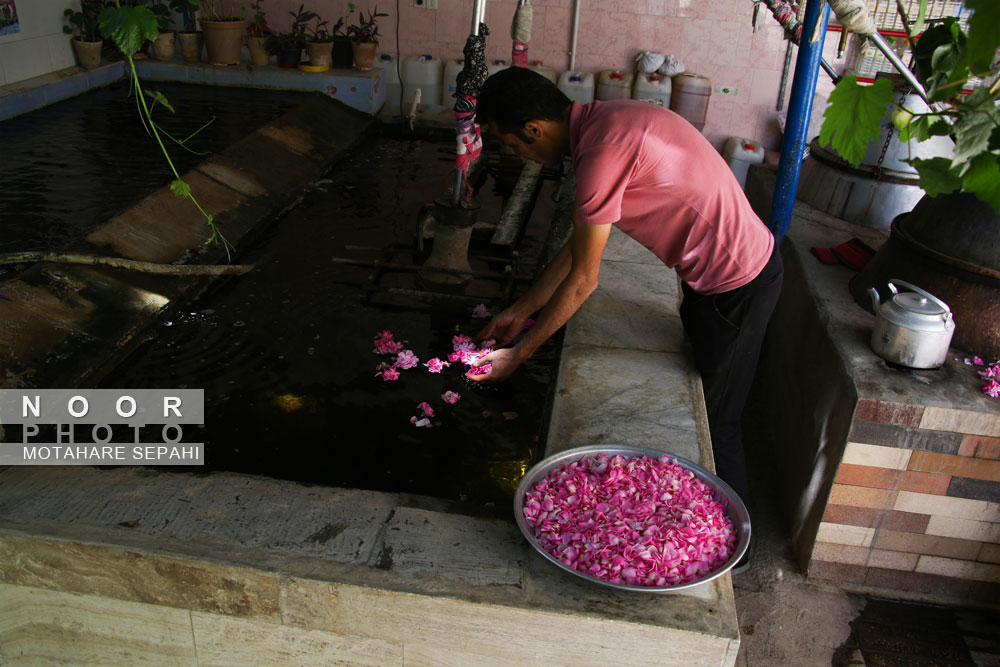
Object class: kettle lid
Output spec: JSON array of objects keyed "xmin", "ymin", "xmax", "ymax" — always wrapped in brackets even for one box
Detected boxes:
[{"xmin": 893, "ymin": 292, "xmax": 948, "ymax": 316}]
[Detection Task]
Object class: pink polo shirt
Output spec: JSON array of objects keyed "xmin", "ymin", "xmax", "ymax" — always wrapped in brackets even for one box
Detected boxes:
[{"xmin": 570, "ymin": 100, "xmax": 774, "ymax": 294}]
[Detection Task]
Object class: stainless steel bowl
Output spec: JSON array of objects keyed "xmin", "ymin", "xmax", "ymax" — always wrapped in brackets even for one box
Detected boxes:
[{"xmin": 513, "ymin": 444, "xmax": 751, "ymax": 593}]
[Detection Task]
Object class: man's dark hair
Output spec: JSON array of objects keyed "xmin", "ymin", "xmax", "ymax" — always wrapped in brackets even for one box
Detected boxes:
[{"xmin": 477, "ymin": 67, "xmax": 571, "ymax": 144}]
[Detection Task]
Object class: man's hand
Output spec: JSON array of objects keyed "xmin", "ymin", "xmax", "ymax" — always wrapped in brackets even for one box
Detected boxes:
[
  {"xmin": 474, "ymin": 308, "xmax": 528, "ymax": 347},
  {"xmin": 465, "ymin": 347, "xmax": 523, "ymax": 383}
]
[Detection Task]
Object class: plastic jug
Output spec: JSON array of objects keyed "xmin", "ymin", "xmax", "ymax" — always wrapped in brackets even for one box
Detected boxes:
[
  {"xmin": 669, "ymin": 73, "xmax": 712, "ymax": 131},
  {"xmin": 557, "ymin": 71, "xmax": 595, "ymax": 104},
  {"xmin": 527, "ymin": 60, "xmax": 557, "ymax": 84},
  {"xmin": 377, "ymin": 53, "xmax": 403, "ymax": 107},
  {"xmin": 722, "ymin": 137, "xmax": 765, "ymax": 189},
  {"xmin": 401, "ymin": 54, "xmax": 443, "ymax": 106},
  {"xmin": 442, "ymin": 58, "xmax": 465, "ymax": 105},
  {"xmin": 632, "ymin": 72, "xmax": 672, "ymax": 108},
  {"xmin": 596, "ymin": 70, "xmax": 633, "ymax": 101}
]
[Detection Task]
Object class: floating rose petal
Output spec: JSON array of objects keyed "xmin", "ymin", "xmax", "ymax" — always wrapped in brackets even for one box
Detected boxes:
[
  {"xmin": 974, "ymin": 356, "xmax": 985, "ymax": 366},
  {"xmin": 418, "ymin": 401, "xmax": 435, "ymax": 417},
  {"xmin": 452, "ymin": 334, "xmax": 476, "ymax": 352},
  {"xmin": 376, "ymin": 366, "xmax": 400, "ymax": 381},
  {"xmin": 442, "ymin": 391, "xmax": 461, "ymax": 404},
  {"xmin": 984, "ymin": 379, "xmax": 1000, "ymax": 398},
  {"xmin": 447, "ymin": 351, "xmax": 463, "ymax": 363},
  {"xmin": 482, "ymin": 410, "xmax": 493, "ymax": 418},
  {"xmin": 425, "ymin": 357, "xmax": 449, "ymax": 373},
  {"xmin": 481, "ymin": 338, "xmax": 496, "ymax": 349},
  {"xmin": 409, "ymin": 416, "xmax": 432, "ymax": 428},
  {"xmin": 472, "ymin": 304, "xmax": 491, "ymax": 319},
  {"xmin": 395, "ymin": 349, "xmax": 419, "ymax": 370}
]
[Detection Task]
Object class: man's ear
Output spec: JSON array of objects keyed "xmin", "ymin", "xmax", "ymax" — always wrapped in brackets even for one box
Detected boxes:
[{"xmin": 523, "ymin": 121, "xmax": 544, "ymax": 139}]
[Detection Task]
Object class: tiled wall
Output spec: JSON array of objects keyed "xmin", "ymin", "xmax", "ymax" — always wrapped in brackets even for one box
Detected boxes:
[
  {"xmin": 0, "ymin": 0, "xmax": 77, "ymax": 86},
  {"xmin": 809, "ymin": 398, "xmax": 1000, "ymax": 603},
  {"xmin": 269, "ymin": 0, "xmax": 842, "ymax": 150}
]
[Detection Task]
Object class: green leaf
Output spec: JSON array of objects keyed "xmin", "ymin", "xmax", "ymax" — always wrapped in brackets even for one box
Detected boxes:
[
  {"xmin": 898, "ymin": 113, "xmax": 924, "ymax": 143},
  {"xmin": 990, "ymin": 126, "xmax": 1000, "ymax": 152},
  {"xmin": 952, "ymin": 109, "xmax": 998, "ymax": 165},
  {"xmin": 908, "ymin": 157, "xmax": 963, "ymax": 198},
  {"xmin": 912, "ymin": 21, "xmax": 960, "ymax": 87},
  {"xmin": 927, "ymin": 120, "xmax": 953, "ymax": 137},
  {"xmin": 170, "ymin": 180, "xmax": 191, "ymax": 197},
  {"xmin": 964, "ymin": 0, "xmax": 1000, "ymax": 71},
  {"xmin": 912, "ymin": 0, "xmax": 928, "ymax": 36},
  {"xmin": 961, "ymin": 152, "xmax": 1000, "ymax": 214},
  {"xmin": 145, "ymin": 90, "xmax": 175, "ymax": 113},
  {"xmin": 819, "ymin": 77, "xmax": 895, "ymax": 167},
  {"xmin": 99, "ymin": 6, "xmax": 158, "ymax": 56}
]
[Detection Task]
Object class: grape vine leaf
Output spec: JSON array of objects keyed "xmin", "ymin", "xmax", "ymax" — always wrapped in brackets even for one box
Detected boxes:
[
  {"xmin": 170, "ymin": 180, "xmax": 191, "ymax": 198},
  {"xmin": 819, "ymin": 77, "xmax": 895, "ymax": 166},
  {"xmin": 964, "ymin": 0, "xmax": 1000, "ymax": 71},
  {"xmin": 962, "ymin": 153, "xmax": 1000, "ymax": 213},
  {"xmin": 908, "ymin": 157, "xmax": 963, "ymax": 199}
]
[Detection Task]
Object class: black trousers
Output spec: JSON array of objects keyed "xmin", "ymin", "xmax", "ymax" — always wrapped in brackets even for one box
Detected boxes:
[{"xmin": 679, "ymin": 243, "xmax": 783, "ymax": 512}]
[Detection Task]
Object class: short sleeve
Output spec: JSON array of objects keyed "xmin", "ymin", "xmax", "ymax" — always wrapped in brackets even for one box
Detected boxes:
[{"xmin": 573, "ymin": 143, "xmax": 637, "ymax": 226}]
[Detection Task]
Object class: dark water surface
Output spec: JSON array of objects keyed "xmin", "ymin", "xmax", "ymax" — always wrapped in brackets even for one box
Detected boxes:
[
  {"xmin": 0, "ymin": 82, "xmax": 313, "ymax": 260},
  {"xmin": 99, "ymin": 136, "xmax": 559, "ymax": 508}
]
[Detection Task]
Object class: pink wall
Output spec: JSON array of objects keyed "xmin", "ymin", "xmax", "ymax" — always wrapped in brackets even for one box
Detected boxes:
[{"xmin": 266, "ymin": 0, "xmax": 835, "ymax": 150}]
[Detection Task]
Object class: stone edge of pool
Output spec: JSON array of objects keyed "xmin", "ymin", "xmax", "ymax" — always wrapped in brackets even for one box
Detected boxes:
[{"xmin": 0, "ymin": 90, "xmax": 739, "ymax": 664}]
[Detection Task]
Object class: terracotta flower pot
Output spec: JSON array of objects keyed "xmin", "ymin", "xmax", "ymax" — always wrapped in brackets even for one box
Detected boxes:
[
  {"xmin": 275, "ymin": 45, "xmax": 301, "ymax": 68},
  {"xmin": 305, "ymin": 40, "xmax": 333, "ymax": 68},
  {"xmin": 152, "ymin": 31, "xmax": 175, "ymax": 61},
  {"xmin": 352, "ymin": 42, "xmax": 376, "ymax": 72},
  {"xmin": 72, "ymin": 39, "xmax": 103, "ymax": 70},
  {"xmin": 247, "ymin": 35, "xmax": 269, "ymax": 66},
  {"xmin": 199, "ymin": 18, "xmax": 246, "ymax": 65},
  {"xmin": 176, "ymin": 31, "xmax": 202, "ymax": 62}
]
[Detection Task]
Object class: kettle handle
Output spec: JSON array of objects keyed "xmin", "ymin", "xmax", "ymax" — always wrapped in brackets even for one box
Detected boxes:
[{"xmin": 888, "ymin": 278, "xmax": 953, "ymax": 317}]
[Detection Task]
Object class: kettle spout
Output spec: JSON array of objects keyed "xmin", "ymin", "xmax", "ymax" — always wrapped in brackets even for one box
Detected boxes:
[{"xmin": 868, "ymin": 287, "xmax": 881, "ymax": 315}]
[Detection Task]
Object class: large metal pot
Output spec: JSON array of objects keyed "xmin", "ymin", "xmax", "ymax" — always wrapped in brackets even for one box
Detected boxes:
[{"xmin": 868, "ymin": 279, "xmax": 955, "ymax": 369}]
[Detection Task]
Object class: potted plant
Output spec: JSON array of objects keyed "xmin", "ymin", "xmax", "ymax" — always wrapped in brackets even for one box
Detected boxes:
[
  {"xmin": 174, "ymin": 0, "xmax": 201, "ymax": 61},
  {"xmin": 63, "ymin": 0, "xmax": 105, "ymax": 69},
  {"xmin": 198, "ymin": 0, "xmax": 245, "ymax": 65},
  {"xmin": 330, "ymin": 7, "xmax": 352, "ymax": 69},
  {"xmin": 304, "ymin": 13, "xmax": 333, "ymax": 68},
  {"xmin": 346, "ymin": 5, "xmax": 387, "ymax": 72},
  {"xmin": 267, "ymin": 4, "xmax": 312, "ymax": 68},
  {"xmin": 148, "ymin": 0, "xmax": 176, "ymax": 60},
  {"xmin": 244, "ymin": 0, "xmax": 271, "ymax": 65},
  {"xmin": 820, "ymin": 0, "xmax": 1000, "ymax": 354}
]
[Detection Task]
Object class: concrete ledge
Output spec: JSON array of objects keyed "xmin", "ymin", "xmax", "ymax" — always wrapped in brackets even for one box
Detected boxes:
[{"xmin": 0, "ymin": 63, "xmax": 124, "ymax": 122}]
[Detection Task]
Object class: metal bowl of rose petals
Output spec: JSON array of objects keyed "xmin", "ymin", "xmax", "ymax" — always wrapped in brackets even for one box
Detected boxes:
[{"xmin": 513, "ymin": 444, "xmax": 751, "ymax": 593}]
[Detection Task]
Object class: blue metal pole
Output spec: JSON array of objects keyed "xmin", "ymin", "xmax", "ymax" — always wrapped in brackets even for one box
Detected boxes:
[{"xmin": 768, "ymin": 0, "xmax": 830, "ymax": 240}]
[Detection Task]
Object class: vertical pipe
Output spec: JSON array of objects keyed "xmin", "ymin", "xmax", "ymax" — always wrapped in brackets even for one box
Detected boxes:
[
  {"xmin": 568, "ymin": 0, "xmax": 580, "ymax": 71},
  {"xmin": 767, "ymin": 0, "xmax": 830, "ymax": 239}
]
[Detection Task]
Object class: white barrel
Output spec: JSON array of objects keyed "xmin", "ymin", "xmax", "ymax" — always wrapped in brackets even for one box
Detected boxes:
[
  {"xmin": 442, "ymin": 58, "xmax": 465, "ymax": 105},
  {"xmin": 487, "ymin": 58, "xmax": 508, "ymax": 79},
  {"xmin": 377, "ymin": 53, "xmax": 402, "ymax": 107},
  {"xmin": 596, "ymin": 70, "xmax": 633, "ymax": 100},
  {"xmin": 557, "ymin": 71, "xmax": 594, "ymax": 104},
  {"xmin": 401, "ymin": 54, "xmax": 443, "ymax": 106},
  {"xmin": 632, "ymin": 72, "xmax": 672, "ymax": 107},
  {"xmin": 527, "ymin": 61, "xmax": 556, "ymax": 84},
  {"xmin": 722, "ymin": 137, "xmax": 765, "ymax": 189}
]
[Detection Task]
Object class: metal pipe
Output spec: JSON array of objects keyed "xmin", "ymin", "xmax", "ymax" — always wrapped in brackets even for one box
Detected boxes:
[
  {"xmin": 867, "ymin": 31, "xmax": 929, "ymax": 103},
  {"xmin": 568, "ymin": 0, "xmax": 580, "ymax": 71},
  {"xmin": 768, "ymin": 0, "xmax": 830, "ymax": 240}
]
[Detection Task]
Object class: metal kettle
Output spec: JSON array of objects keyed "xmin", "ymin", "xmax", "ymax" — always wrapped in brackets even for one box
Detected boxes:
[{"xmin": 868, "ymin": 279, "xmax": 955, "ymax": 369}]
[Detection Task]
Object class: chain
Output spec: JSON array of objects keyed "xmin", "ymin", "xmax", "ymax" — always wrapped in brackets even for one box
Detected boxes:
[{"xmin": 874, "ymin": 88, "xmax": 909, "ymax": 180}]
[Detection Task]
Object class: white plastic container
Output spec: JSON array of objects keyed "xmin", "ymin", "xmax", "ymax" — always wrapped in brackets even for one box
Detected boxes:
[
  {"xmin": 632, "ymin": 72, "xmax": 672, "ymax": 108},
  {"xmin": 401, "ymin": 54, "xmax": 443, "ymax": 106},
  {"xmin": 487, "ymin": 59, "xmax": 509, "ymax": 79},
  {"xmin": 377, "ymin": 53, "xmax": 403, "ymax": 107},
  {"xmin": 722, "ymin": 137, "xmax": 766, "ymax": 189},
  {"xmin": 441, "ymin": 58, "xmax": 465, "ymax": 105},
  {"xmin": 527, "ymin": 61, "xmax": 557, "ymax": 84},
  {"xmin": 557, "ymin": 71, "xmax": 595, "ymax": 104},
  {"xmin": 596, "ymin": 70, "xmax": 633, "ymax": 101}
]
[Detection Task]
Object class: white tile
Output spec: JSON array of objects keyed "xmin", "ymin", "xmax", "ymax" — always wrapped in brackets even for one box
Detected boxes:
[
  {"xmin": 0, "ymin": 37, "xmax": 55, "ymax": 84},
  {"xmin": 815, "ymin": 522, "xmax": 875, "ymax": 547},
  {"xmin": 919, "ymin": 407, "xmax": 1000, "ymax": 438},
  {"xmin": 916, "ymin": 555, "xmax": 1000, "ymax": 583},
  {"xmin": 47, "ymin": 33, "xmax": 76, "ymax": 71},
  {"xmin": 925, "ymin": 515, "xmax": 1000, "ymax": 544},
  {"xmin": 895, "ymin": 491, "xmax": 1000, "ymax": 523},
  {"xmin": 842, "ymin": 441, "xmax": 911, "ymax": 470}
]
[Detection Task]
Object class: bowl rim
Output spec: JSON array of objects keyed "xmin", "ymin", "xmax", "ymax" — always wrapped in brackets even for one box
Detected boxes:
[{"xmin": 513, "ymin": 444, "xmax": 751, "ymax": 594}]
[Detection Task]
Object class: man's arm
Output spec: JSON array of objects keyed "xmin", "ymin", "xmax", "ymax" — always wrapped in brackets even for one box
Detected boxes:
[{"xmin": 468, "ymin": 216, "xmax": 612, "ymax": 382}]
